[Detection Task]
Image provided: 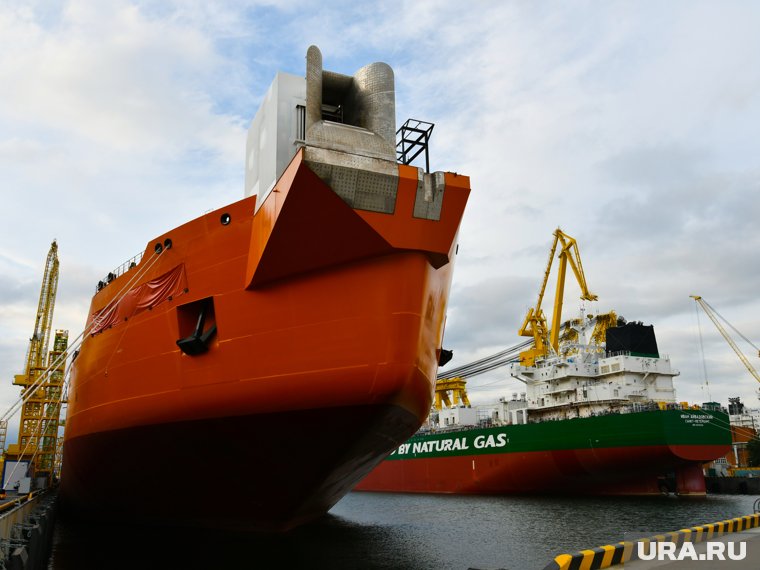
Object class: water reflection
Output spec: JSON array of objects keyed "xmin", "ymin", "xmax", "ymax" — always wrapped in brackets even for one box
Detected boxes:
[
  {"xmin": 49, "ymin": 493, "xmax": 759, "ymax": 570},
  {"xmin": 49, "ymin": 511, "xmax": 431, "ymax": 569}
]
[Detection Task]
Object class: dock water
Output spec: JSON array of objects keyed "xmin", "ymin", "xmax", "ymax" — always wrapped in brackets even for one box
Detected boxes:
[
  {"xmin": 0, "ymin": 488, "xmax": 755, "ymax": 568},
  {"xmin": 43, "ymin": 492, "xmax": 760, "ymax": 569}
]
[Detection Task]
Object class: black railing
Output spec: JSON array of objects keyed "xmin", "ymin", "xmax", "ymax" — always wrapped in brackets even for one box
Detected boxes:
[
  {"xmin": 396, "ymin": 119, "xmax": 434, "ymax": 172},
  {"xmin": 96, "ymin": 251, "xmax": 143, "ymax": 292}
]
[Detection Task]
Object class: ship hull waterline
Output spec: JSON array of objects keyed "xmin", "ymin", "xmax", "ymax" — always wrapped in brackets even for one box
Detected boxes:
[
  {"xmin": 355, "ymin": 410, "xmax": 732, "ymax": 496},
  {"xmin": 61, "ymin": 403, "xmax": 418, "ymax": 531}
]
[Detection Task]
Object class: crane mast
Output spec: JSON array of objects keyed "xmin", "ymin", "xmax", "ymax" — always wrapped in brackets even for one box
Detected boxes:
[
  {"xmin": 518, "ymin": 229, "xmax": 597, "ymax": 366},
  {"xmin": 4, "ymin": 241, "xmax": 68, "ymax": 487},
  {"xmin": 691, "ymin": 295, "xmax": 760, "ymax": 384},
  {"xmin": 23, "ymin": 242, "xmax": 59, "ymax": 376}
]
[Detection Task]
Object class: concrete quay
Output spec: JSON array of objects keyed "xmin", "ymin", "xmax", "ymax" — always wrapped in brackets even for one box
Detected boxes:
[
  {"xmin": 620, "ymin": 526, "xmax": 760, "ymax": 569},
  {"xmin": 543, "ymin": 513, "xmax": 760, "ymax": 570}
]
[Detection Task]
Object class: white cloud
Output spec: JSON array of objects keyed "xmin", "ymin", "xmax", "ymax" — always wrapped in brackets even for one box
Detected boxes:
[{"xmin": 0, "ymin": 1, "xmax": 246, "ymax": 158}]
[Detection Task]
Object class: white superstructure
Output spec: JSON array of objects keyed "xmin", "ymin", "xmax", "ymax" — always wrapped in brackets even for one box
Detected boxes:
[{"xmin": 510, "ymin": 320, "xmax": 679, "ymax": 421}]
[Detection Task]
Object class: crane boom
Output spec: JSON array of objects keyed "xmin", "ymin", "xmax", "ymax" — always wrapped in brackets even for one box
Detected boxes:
[
  {"xmin": 691, "ymin": 295, "xmax": 760, "ymax": 384},
  {"xmin": 549, "ymin": 231, "xmax": 597, "ymax": 351},
  {"xmin": 23, "ymin": 241, "xmax": 59, "ymax": 376},
  {"xmin": 518, "ymin": 229, "xmax": 597, "ymax": 366},
  {"xmin": 15, "ymin": 241, "xmax": 59, "ymax": 387}
]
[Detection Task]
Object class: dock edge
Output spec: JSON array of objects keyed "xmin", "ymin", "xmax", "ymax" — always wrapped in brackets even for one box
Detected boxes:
[{"xmin": 543, "ymin": 513, "xmax": 760, "ymax": 570}]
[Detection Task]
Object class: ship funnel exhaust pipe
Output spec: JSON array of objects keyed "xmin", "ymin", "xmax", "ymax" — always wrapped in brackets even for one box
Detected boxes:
[
  {"xmin": 304, "ymin": 45, "xmax": 396, "ymax": 154},
  {"xmin": 353, "ymin": 61, "xmax": 395, "ymax": 147},
  {"xmin": 305, "ymin": 45, "xmax": 323, "ymax": 134}
]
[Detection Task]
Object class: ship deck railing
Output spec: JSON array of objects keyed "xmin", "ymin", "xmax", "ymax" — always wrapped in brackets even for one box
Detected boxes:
[
  {"xmin": 96, "ymin": 251, "xmax": 144, "ymax": 292},
  {"xmin": 526, "ymin": 351, "xmax": 671, "ymax": 371},
  {"xmin": 603, "ymin": 350, "xmax": 670, "ymax": 360},
  {"xmin": 418, "ymin": 402, "xmax": 729, "ymax": 435}
]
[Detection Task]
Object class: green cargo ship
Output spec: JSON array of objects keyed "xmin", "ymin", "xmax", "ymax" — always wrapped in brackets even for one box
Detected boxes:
[{"xmin": 357, "ymin": 322, "xmax": 732, "ymax": 495}]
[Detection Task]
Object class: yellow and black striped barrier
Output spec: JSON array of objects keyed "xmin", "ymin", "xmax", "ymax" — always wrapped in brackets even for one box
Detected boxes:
[{"xmin": 543, "ymin": 513, "xmax": 760, "ymax": 570}]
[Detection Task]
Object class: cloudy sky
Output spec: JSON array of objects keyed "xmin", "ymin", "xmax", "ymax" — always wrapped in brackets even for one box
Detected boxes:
[{"xmin": 1, "ymin": 0, "xmax": 759, "ymax": 442}]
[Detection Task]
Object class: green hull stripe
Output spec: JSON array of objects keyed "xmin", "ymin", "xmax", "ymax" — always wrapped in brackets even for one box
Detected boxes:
[{"xmin": 387, "ymin": 410, "xmax": 730, "ymax": 460}]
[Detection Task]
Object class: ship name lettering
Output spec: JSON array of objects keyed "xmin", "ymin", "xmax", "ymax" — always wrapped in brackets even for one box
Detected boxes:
[
  {"xmin": 680, "ymin": 413, "xmax": 711, "ymax": 426},
  {"xmin": 473, "ymin": 434, "xmax": 508, "ymax": 449},
  {"xmin": 402, "ymin": 437, "xmax": 472, "ymax": 455}
]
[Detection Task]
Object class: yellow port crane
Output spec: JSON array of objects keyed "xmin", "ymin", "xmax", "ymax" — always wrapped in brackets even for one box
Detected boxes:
[
  {"xmin": 691, "ymin": 295, "xmax": 760, "ymax": 384},
  {"xmin": 5, "ymin": 241, "xmax": 68, "ymax": 486},
  {"xmin": 434, "ymin": 377, "xmax": 471, "ymax": 410},
  {"xmin": 518, "ymin": 228, "xmax": 597, "ymax": 366},
  {"xmin": 558, "ymin": 310, "xmax": 618, "ymax": 353}
]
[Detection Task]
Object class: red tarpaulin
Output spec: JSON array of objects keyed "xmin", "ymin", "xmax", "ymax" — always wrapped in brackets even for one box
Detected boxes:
[{"xmin": 90, "ymin": 264, "xmax": 188, "ymax": 335}]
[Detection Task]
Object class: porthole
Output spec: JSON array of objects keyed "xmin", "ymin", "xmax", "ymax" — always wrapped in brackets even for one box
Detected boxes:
[{"xmin": 221, "ymin": 213, "xmax": 231, "ymax": 225}]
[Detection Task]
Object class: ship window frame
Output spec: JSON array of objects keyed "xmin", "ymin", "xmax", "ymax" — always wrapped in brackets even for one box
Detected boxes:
[{"xmin": 295, "ymin": 104, "xmax": 306, "ymax": 141}]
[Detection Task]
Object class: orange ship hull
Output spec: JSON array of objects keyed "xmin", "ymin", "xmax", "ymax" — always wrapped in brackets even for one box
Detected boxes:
[{"xmin": 61, "ymin": 151, "xmax": 469, "ymax": 530}]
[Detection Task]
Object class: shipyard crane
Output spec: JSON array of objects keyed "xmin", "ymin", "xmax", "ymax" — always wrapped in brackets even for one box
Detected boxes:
[
  {"xmin": 691, "ymin": 295, "xmax": 760, "ymax": 384},
  {"xmin": 5, "ymin": 241, "xmax": 68, "ymax": 486},
  {"xmin": 557, "ymin": 310, "xmax": 618, "ymax": 353},
  {"xmin": 518, "ymin": 228, "xmax": 597, "ymax": 366},
  {"xmin": 19, "ymin": 241, "xmax": 59, "ymax": 378},
  {"xmin": 433, "ymin": 340, "xmax": 530, "ymax": 407},
  {"xmin": 434, "ymin": 377, "xmax": 471, "ymax": 410}
]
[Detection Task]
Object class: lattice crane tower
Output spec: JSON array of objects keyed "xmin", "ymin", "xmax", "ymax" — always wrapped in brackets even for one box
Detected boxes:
[{"xmin": 5, "ymin": 241, "xmax": 68, "ymax": 485}]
